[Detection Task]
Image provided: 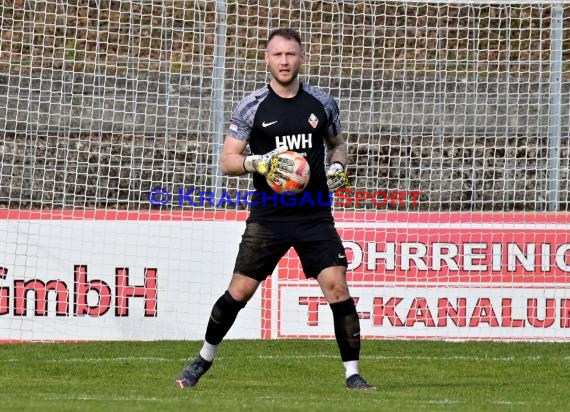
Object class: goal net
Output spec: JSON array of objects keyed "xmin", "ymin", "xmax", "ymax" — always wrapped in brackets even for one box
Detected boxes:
[{"xmin": 0, "ymin": 0, "xmax": 569, "ymax": 342}]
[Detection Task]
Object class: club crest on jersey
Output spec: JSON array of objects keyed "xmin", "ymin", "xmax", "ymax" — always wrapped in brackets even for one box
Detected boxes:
[{"xmin": 308, "ymin": 113, "xmax": 319, "ymax": 129}]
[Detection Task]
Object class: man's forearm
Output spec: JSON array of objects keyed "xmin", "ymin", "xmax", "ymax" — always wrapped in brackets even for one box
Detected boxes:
[{"xmin": 220, "ymin": 153, "xmax": 247, "ymax": 176}]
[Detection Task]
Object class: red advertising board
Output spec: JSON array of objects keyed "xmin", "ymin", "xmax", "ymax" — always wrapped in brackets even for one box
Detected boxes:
[{"xmin": 264, "ymin": 212, "xmax": 570, "ymax": 340}]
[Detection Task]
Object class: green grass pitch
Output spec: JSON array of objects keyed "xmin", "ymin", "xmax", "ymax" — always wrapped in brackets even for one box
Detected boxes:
[{"xmin": 1, "ymin": 339, "xmax": 569, "ymax": 412}]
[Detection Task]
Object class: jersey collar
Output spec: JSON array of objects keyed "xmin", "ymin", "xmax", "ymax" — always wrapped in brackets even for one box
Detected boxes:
[{"xmin": 267, "ymin": 82, "xmax": 304, "ymax": 100}]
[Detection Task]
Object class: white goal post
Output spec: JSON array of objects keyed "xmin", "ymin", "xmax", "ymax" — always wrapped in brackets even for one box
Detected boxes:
[{"xmin": 0, "ymin": 0, "xmax": 569, "ymax": 342}]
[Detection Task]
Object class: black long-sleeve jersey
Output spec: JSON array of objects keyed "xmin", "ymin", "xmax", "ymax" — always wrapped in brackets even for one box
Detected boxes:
[{"xmin": 227, "ymin": 83, "xmax": 342, "ymax": 222}]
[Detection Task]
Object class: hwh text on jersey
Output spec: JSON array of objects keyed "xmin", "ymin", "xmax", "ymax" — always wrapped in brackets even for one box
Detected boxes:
[{"xmin": 275, "ymin": 134, "xmax": 313, "ymax": 150}]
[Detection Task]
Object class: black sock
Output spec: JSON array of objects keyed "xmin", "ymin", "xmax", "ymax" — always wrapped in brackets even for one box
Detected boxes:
[
  {"xmin": 330, "ymin": 298, "xmax": 361, "ymax": 362},
  {"xmin": 205, "ymin": 290, "xmax": 246, "ymax": 345}
]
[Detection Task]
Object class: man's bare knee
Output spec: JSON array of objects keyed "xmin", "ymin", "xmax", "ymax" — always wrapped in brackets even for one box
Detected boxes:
[
  {"xmin": 227, "ymin": 273, "xmax": 260, "ymax": 302},
  {"xmin": 317, "ymin": 266, "xmax": 351, "ymax": 303}
]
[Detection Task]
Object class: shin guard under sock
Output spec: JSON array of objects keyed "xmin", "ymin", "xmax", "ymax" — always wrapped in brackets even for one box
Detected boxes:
[
  {"xmin": 330, "ymin": 298, "xmax": 361, "ymax": 362},
  {"xmin": 205, "ymin": 290, "xmax": 246, "ymax": 345}
]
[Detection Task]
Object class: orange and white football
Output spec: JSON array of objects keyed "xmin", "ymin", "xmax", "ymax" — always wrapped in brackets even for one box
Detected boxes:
[{"xmin": 266, "ymin": 151, "xmax": 310, "ymax": 194}]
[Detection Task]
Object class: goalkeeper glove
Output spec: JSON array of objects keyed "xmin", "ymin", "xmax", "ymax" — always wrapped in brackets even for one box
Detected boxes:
[
  {"xmin": 326, "ymin": 162, "xmax": 350, "ymax": 190},
  {"xmin": 243, "ymin": 146, "xmax": 289, "ymax": 175}
]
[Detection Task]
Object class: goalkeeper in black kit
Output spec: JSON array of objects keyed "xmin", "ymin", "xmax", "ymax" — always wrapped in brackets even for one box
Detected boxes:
[{"xmin": 176, "ymin": 28, "xmax": 375, "ymax": 391}]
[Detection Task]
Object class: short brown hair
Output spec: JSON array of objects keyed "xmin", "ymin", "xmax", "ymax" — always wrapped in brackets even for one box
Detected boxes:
[{"xmin": 267, "ymin": 28, "xmax": 302, "ymax": 48}]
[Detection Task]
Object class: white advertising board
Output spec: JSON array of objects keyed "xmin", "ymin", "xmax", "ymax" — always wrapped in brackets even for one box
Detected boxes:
[{"xmin": 1, "ymin": 210, "xmax": 570, "ymax": 341}]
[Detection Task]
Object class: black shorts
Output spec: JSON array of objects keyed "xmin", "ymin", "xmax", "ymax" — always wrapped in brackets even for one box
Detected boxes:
[{"xmin": 233, "ymin": 219, "xmax": 348, "ymax": 281}]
